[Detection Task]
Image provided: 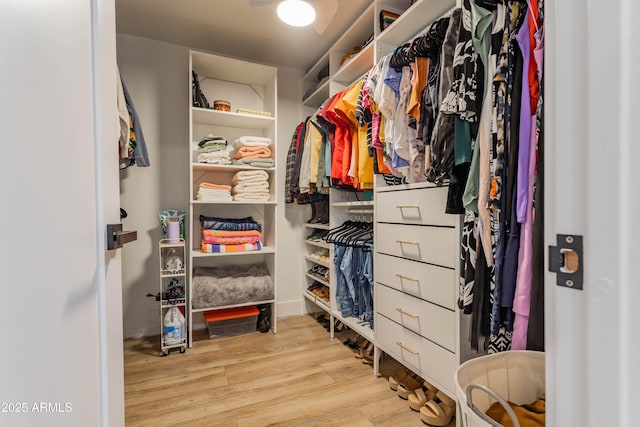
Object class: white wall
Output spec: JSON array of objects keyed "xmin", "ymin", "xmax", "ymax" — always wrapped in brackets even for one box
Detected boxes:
[{"xmin": 116, "ymin": 34, "xmax": 307, "ymax": 338}]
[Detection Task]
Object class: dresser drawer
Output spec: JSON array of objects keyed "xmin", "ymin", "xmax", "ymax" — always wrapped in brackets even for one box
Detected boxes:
[
  {"xmin": 375, "ymin": 253, "xmax": 455, "ymax": 309},
  {"xmin": 376, "ymin": 223, "xmax": 457, "ymax": 268},
  {"xmin": 376, "ymin": 314, "xmax": 457, "ymax": 394},
  {"xmin": 376, "ymin": 187, "xmax": 456, "ymax": 226},
  {"xmin": 376, "ymin": 284, "xmax": 455, "ymax": 351}
]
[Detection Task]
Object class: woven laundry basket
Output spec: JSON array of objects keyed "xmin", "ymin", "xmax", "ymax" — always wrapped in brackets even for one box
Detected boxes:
[{"xmin": 455, "ymin": 351, "xmax": 545, "ymax": 427}]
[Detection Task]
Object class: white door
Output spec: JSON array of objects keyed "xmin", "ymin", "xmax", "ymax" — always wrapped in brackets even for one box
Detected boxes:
[
  {"xmin": 0, "ymin": 0, "xmax": 124, "ymax": 426},
  {"xmin": 546, "ymin": 0, "xmax": 639, "ymax": 425}
]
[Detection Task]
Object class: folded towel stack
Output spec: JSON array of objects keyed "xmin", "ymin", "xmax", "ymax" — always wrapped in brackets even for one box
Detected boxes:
[
  {"xmin": 196, "ymin": 134, "xmax": 231, "ymax": 165},
  {"xmin": 196, "ymin": 182, "xmax": 232, "ymax": 202},
  {"xmin": 231, "ymin": 170, "xmax": 270, "ymax": 201},
  {"xmin": 231, "ymin": 136, "xmax": 274, "ymax": 168},
  {"xmin": 199, "ymin": 215, "xmax": 263, "ymax": 253}
]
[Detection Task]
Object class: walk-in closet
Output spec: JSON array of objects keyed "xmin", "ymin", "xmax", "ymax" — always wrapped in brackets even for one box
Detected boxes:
[{"xmin": 4, "ymin": 0, "xmax": 638, "ymax": 426}]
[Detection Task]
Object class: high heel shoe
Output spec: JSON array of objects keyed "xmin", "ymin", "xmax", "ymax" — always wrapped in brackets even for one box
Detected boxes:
[
  {"xmin": 408, "ymin": 380, "xmax": 439, "ymax": 411},
  {"xmin": 420, "ymin": 391, "xmax": 456, "ymax": 426}
]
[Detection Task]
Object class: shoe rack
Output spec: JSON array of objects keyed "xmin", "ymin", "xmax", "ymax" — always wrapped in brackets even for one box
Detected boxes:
[{"xmin": 302, "ymin": 195, "xmax": 332, "ymax": 317}]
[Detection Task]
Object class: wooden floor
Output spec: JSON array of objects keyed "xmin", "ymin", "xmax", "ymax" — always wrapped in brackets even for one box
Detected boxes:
[{"xmin": 124, "ymin": 314, "xmax": 456, "ymax": 427}]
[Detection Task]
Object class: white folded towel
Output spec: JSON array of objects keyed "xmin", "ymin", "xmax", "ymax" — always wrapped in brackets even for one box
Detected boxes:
[
  {"xmin": 233, "ymin": 136, "xmax": 272, "ymax": 149},
  {"xmin": 233, "ymin": 170, "xmax": 269, "ymax": 182},
  {"xmin": 233, "ymin": 193, "xmax": 270, "ymax": 201},
  {"xmin": 232, "ymin": 182, "xmax": 269, "ymax": 193},
  {"xmin": 232, "ymin": 186, "xmax": 269, "ymax": 195}
]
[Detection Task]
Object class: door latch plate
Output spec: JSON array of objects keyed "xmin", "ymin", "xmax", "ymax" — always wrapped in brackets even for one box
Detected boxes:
[{"xmin": 548, "ymin": 234, "xmax": 583, "ymax": 290}]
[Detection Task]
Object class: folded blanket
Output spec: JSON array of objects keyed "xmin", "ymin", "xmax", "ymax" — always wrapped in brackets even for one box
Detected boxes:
[
  {"xmin": 233, "ymin": 146, "xmax": 272, "ymax": 159},
  {"xmin": 197, "ymin": 153, "xmax": 231, "ymax": 164},
  {"xmin": 197, "ymin": 144, "xmax": 228, "ymax": 153},
  {"xmin": 198, "ymin": 134, "xmax": 227, "ymax": 147},
  {"xmin": 233, "ymin": 193, "xmax": 270, "ymax": 201},
  {"xmin": 231, "ymin": 158, "xmax": 274, "ymax": 168},
  {"xmin": 200, "ymin": 215, "xmax": 263, "ymax": 232},
  {"xmin": 202, "ymin": 235, "xmax": 261, "ymax": 244},
  {"xmin": 200, "ymin": 241, "xmax": 262, "ymax": 253},
  {"xmin": 235, "ymin": 136, "xmax": 272, "ymax": 146},
  {"xmin": 233, "ymin": 170, "xmax": 269, "ymax": 182},
  {"xmin": 191, "ymin": 264, "xmax": 273, "ymax": 309},
  {"xmin": 200, "ymin": 182, "xmax": 232, "ymax": 191},
  {"xmin": 202, "ymin": 229, "xmax": 261, "ymax": 238},
  {"xmin": 232, "ymin": 181, "xmax": 269, "ymax": 192}
]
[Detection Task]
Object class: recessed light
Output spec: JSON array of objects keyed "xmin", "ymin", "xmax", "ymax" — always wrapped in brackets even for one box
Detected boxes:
[{"xmin": 277, "ymin": 0, "xmax": 316, "ymax": 27}]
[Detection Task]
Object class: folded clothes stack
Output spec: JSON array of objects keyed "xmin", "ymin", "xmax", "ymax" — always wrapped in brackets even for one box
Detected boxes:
[
  {"xmin": 196, "ymin": 182, "xmax": 232, "ymax": 202},
  {"xmin": 231, "ymin": 136, "xmax": 274, "ymax": 168},
  {"xmin": 199, "ymin": 215, "xmax": 263, "ymax": 253},
  {"xmin": 231, "ymin": 170, "xmax": 270, "ymax": 202},
  {"xmin": 196, "ymin": 134, "xmax": 231, "ymax": 165}
]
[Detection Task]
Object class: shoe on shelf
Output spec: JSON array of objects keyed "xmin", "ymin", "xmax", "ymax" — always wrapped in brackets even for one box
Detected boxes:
[
  {"xmin": 420, "ymin": 391, "xmax": 456, "ymax": 426},
  {"xmin": 408, "ymin": 380, "xmax": 439, "ymax": 412}
]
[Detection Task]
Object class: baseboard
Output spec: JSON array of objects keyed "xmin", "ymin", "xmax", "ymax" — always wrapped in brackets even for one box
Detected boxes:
[{"xmin": 275, "ymin": 299, "xmax": 304, "ymax": 318}]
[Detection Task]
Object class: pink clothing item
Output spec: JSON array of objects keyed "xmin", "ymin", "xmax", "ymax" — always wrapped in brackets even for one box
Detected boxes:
[{"xmin": 511, "ymin": 115, "xmax": 538, "ymax": 350}]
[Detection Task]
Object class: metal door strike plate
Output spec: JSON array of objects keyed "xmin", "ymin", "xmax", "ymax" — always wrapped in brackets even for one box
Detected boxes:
[{"xmin": 548, "ymin": 234, "xmax": 583, "ymax": 290}]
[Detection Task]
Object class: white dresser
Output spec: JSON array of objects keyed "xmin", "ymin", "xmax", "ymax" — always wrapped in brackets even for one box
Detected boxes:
[{"xmin": 374, "ymin": 181, "xmax": 462, "ymax": 396}]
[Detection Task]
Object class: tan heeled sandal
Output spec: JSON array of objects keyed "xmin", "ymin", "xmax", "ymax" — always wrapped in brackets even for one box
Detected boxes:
[
  {"xmin": 397, "ymin": 374, "xmax": 423, "ymax": 400},
  {"xmin": 420, "ymin": 390, "xmax": 456, "ymax": 426},
  {"xmin": 408, "ymin": 380, "xmax": 439, "ymax": 411},
  {"xmin": 388, "ymin": 367, "xmax": 410, "ymax": 391}
]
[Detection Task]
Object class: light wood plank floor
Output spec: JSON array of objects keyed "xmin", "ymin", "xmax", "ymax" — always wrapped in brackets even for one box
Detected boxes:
[{"xmin": 124, "ymin": 315, "xmax": 456, "ymax": 427}]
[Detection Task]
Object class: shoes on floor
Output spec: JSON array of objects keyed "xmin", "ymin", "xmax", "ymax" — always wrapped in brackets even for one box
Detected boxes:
[
  {"xmin": 397, "ymin": 373, "xmax": 423, "ymax": 400},
  {"xmin": 408, "ymin": 380, "xmax": 439, "ymax": 412},
  {"xmin": 389, "ymin": 367, "xmax": 411, "ymax": 391},
  {"xmin": 420, "ymin": 391, "xmax": 456, "ymax": 426}
]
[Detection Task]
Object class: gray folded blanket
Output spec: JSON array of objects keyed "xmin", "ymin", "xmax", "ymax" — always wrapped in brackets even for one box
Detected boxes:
[{"xmin": 191, "ymin": 264, "xmax": 274, "ymax": 309}]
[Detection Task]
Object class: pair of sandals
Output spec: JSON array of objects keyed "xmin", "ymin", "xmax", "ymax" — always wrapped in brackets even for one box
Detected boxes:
[
  {"xmin": 344, "ymin": 336, "xmax": 374, "ymax": 365},
  {"xmin": 389, "ymin": 368, "xmax": 456, "ymax": 426}
]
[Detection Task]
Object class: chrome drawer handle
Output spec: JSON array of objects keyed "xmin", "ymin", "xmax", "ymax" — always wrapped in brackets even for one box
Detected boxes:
[
  {"xmin": 396, "ymin": 205, "xmax": 419, "ymax": 209},
  {"xmin": 396, "ymin": 240, "xmax": 419, "ymax": 246},
  {"xmin": 395, "ymin": 273, "xmax": 419, "ymax": 283},
  {"xmin": 396, "ymin": 307, "xmax": 419, "ymax": 319},
  {"xmin": 396, "ymin": 341, "xmax": 419, "ymax": 355}
]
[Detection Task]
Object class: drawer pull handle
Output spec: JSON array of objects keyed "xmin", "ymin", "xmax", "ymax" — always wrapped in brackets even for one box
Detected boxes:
[
  {"xmin": 396, "ymin": 307, "xmax": 419, "ymax": 319},
  {"xmin": 396, "ymin": 240, "xmax": 419, "ymax": 246},
  {"xmin": 395, "ymin": 273, "xmax": 419, "ymax": 283},
  {"xmin": 396, "ymin": 205, "xmax": 419, "ymax": 209},
  {"xmin": 396, "ymin": 341, "xmax": 419, "ymax": 355}
]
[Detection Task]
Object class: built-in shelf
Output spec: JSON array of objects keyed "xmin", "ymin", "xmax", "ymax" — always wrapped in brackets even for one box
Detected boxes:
[
  {"xmin": 333, "ymin": 310, "xmax": 374, "ymax": 342},
  {"xmin": 375, "ymin": 181, "xmax": 443, "ymax": 193},
  {"xmin": 304, "ymin": 239, "xmax": 331, "ymax": 249},
  {"xmin": 192, "ymin": 200, "xmax": 276, "ymax": 205},
  {"xmin": 303, "ymin": 289, "xmax": 331, "ymax": 312},
  {"xmin": 305, "ymin": 272, "xmax": 330, "ymax": 287},
  {"xmin": 304, "ymin": 255, "xmax": 331, "ymax": 268},
  {"xmin": 192, "ymin": 163, "xmax": 275, "ymax": 172},
  {"xmin": 192, "ymin": 246, "xmax": 275, "ymax": 258},
  {"xmin": 192, "ymin": 107, "xmax": 275, "ymax": 129},
  {"xmin": 331, "ymin": 201, "xmax": 374, "ymax": 207},
  {"xmin": 332, "ymin": 43, "xmax": 375, "ymax": 85},
  {"xmin": 304, "ymin": 223, "xmax": 331, "ymax": 230},
  {"xmin": 302, "ymin": 80, "xmax": 330, "ymax": 107},
  {"xmin": 191, "ymin": 299, "xmax": 275, "ymax": 314}
]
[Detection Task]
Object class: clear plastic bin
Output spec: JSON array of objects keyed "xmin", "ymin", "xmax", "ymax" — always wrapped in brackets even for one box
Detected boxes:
[{"xmin": 204, "ymin": 306, "xmax": 259, "ymax": 339}]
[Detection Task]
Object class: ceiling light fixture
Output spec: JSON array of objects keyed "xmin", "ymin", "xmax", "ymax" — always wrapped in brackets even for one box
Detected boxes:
[{"xmin": 277, "ymin": 0, "xmax": 316, "ymax": 27}]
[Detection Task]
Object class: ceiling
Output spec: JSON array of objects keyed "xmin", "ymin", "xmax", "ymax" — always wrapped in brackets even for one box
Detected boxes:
[{"xmin": 115, "ymin": 0, "xmax": 371, "ymax": 72}]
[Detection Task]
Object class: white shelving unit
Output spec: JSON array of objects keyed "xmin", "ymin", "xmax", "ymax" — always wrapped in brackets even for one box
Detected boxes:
[
  {"xmin": 188, "ymin": 50, "xmax": 278, "ymax": 347},
  {"xmin": 301, "ymin": 0, "xmax": 456, "ymax": 108},
  {"xmin": 298, "ymin": 0, "xmax": 458, "ymax": 376},
  {"xmin": 158, "ymin": 239, "xmax": 188, "ymax": 355}
]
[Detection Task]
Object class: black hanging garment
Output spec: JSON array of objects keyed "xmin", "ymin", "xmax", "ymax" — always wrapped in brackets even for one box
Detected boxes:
[{"xmin": 192, "ymin": 70, "xmax": 210, "ymax": 108}]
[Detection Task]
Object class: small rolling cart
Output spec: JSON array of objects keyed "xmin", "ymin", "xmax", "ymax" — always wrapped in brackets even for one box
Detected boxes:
[{"xmin": 157, "ymin": 238, "xmax": 188, "ymax": 356}]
